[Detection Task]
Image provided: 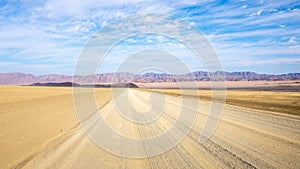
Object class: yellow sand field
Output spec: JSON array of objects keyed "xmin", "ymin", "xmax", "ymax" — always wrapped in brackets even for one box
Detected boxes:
[{"xmin": 0, "ymin": 86, "xmax": 112, "ymax": 168}]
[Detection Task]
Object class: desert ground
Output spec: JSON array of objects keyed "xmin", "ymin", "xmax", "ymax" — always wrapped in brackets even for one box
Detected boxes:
[
  {"xmin": 137, "ymin": 81, "xmax": 300, "ymax": 91},
  {"xmin": 0, "ymin": 85, "xmax": 299, "ymax": 169}
]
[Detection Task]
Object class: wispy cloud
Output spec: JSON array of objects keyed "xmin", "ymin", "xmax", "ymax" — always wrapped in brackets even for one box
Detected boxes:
[{"xmin": 0, "ymin": 0, "xmax": 299, "ymax": 75}]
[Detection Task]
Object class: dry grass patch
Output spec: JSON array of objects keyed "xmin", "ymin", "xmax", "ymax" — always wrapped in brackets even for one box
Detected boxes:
[{"xmin": 147, "ymin": 89, "xmax": 300, "ymax": 116}]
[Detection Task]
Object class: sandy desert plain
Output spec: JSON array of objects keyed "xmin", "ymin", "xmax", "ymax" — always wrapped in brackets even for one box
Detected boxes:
[{"xmin": 0, "ymin": 81, "xmax": 300, "ymax": 169}]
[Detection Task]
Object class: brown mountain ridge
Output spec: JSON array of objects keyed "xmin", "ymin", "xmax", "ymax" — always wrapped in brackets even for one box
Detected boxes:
[{"xmin": 0, "ymin": 71, "xmax": 299, "ymax": 85}]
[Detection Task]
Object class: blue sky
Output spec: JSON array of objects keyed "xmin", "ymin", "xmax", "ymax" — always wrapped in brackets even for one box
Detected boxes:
[{"xmin": 0, "ymin": 0, "xmax": 299, "ymax": 75}]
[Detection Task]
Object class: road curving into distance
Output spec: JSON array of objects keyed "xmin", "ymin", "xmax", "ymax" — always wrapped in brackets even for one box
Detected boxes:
[{"xmin": 20, "ymin": 89, "xmax": 300, "ymax": 169}]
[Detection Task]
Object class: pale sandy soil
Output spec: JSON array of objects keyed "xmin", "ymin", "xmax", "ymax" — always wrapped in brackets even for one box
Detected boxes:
[
  {"xmin": 0, "ymin": 86, "xmax": 112, "ymax": 169},
  {"xmin": 0, "ymin": 86, "xmax": 299, "ymax": 169},
  {"xmin": 136, "ymin": 80, "xmax": 300, "ymax": 89}
]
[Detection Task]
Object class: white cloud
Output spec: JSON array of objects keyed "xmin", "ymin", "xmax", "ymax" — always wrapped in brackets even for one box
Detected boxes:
[
  {"xmin": 257, "ymin": 9, "xmax": 263, "ymax": 16},
  {"xmin": 279, "ymin": 24, "xmax": 285, "ymax": 28},
  {"xmin": 288, "ymin": 36, "xmax": 297, "ymax": 44},
  {"xmin": 225, "ymin": 57, "xmax": 300, "ymax": 67},
  {"xmin": 0, "ymin": 0, "xmax": 299, "ymax": 74}
]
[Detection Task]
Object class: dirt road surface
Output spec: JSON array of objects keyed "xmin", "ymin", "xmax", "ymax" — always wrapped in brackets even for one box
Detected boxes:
[{"xmin": 13, "ymin": 89, "xmax": 300, "ymax": 169}]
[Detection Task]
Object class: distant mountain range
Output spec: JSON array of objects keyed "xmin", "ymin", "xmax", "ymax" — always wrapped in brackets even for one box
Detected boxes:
[
  {"xmin": 29, "ymin": 82, "xmax": 139, "ymax": 88},
  {"xmin": 0, "ymin": 71, "xmax": 299, "ymax": 85}
]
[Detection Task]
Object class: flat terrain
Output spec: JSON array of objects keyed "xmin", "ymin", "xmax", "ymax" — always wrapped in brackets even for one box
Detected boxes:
[
  {"xmin": 0, "ymin": 86, "xmax": 112, "ymax": 168},
  {"xmin": 0, "ymin": 86, "xmax": 299, "ymax": 169},
  {"xmin": 137, "ymin": 80, "xmax": 300, "ymax": 91},
  {"xmin": 154, "ymin": 89, "xmax": 300, "ymax": 116}
]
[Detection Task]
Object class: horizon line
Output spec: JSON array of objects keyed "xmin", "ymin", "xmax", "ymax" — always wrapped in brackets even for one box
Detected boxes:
[{"xmin": 1, "ymin": 71, "xmax": 300, "ymax": 76}]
